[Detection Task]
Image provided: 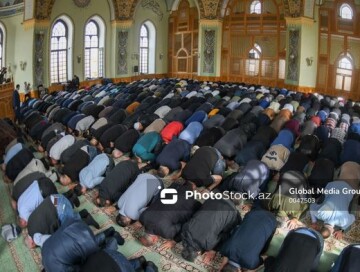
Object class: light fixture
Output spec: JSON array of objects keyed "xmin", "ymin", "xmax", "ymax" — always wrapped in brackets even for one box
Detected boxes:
[
  {"xmin": 159, "ymin": 53, "xmax": 164, "ymax": 60},
  {"xmin": 77, "ymin": 55, "xmax": 81, "ymax": 63},
  {"xmin": 306, "ymin": 57, "xmax": 313, "ymax": 66},
  {"xmin": 19, "ymin": 61, "xmax": 27, "ymax": 71}
]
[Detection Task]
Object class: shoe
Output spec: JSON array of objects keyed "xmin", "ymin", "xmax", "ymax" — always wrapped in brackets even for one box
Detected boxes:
[
  {"xmin": 112, "ymin": 231, "xmax": 125, "ymax": 245},
  {"xmin": 70, "ymin": 194, "xmax": 80, "ymax": 208},
  {"xmin": 145, "ymin": 261, "xmax": 158, "ymax": 272}
]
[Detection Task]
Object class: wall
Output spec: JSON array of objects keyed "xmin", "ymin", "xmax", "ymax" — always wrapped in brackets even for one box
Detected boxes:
[
  {"xmin": 0, "ymin": 12, "xmax": 34, "ymax": 90},
  {"xmin": 49, "ymin": 0, "xmax": 113, "ymax": 82},
  {"xmin": 131, "ymin": 0, "xmax": 169, "ymax": 76}
]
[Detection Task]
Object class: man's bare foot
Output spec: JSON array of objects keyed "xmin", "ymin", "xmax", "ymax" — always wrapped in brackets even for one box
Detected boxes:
[
  {"xmin": 202, "ymin": 250, "xmax": 216, "ymax": 264},
  {"xmin": 241, "ymin": 204, "xmax": 252, "ymax": 212},
  {"xmin": 219, "ymin": 257, "xmax": 229, "ymax": 271},
  {"xmin": 310, "ymin": 223, "xmax": 320, "ymax": 231},
  {"xmin": 159, "ymin": 240, "xmax": 176, "ymax": 251},
  {"xmin": 333, "ymin": 230, "xmax": 343, "ymax": 240},
  {"xmin": 104, "ymin": 206, "xmax": 117, "ymax": 214}
]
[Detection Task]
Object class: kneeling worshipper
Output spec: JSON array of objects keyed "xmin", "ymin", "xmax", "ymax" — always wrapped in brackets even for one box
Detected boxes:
[
  {"xmin": 80, "ymin": 249, "xmax": 158, "ymax": 272},
  {"xmin": 264, "ymin": 227, "xmax": 323, "ymax": 272},
  {"xmin": 138, "ymin": 182, "xmax": 201, "ymax": 248},
  {"xmin": 180, "ymin": 197, "xmax": 241, "ymax": 263},
  {"xmin": 310, "ymin": 161, "xmax": 360, "ymax": 240},
  {"xmin": 76, "ymin": 153, "xmax": 114, "ymax": 194},
  {"xmin": 155, "ymin": 138, "xmax": 191, "ymax": 178},
  {"xmin": 330, "ymin": 244, "xmax": 360, "ymax": 272},
  {"xmin": 181, "ymin": 146, "xmax": 226, "ymax": 191},
  {"xmin": 269, "ymin": 170, "xmax": 309, "ymax": 229},
  {"xmin": 115, "ymin": 173, "xmax": 163, "ymax": 227},
  {"xmin": 132, "ymin": 131, "xmax": 163, "ymax": 163},
  {"xmin": 25, "ymin": 194, "xmax": 100, "ymax": 248},
  {"xmin": 220, "ymin": 207, "xmax": 277, "ymax": 272},
  {"xmin": 41, "ymin": 219, "xmax": 124, "ymax": 272},
  {"xmin": 112, "ymin": 128, "xmax": 140, "ymax": 158},
  {"xmin": 95, "ymin": 159, "xmax": 141, "ymax": 207}
]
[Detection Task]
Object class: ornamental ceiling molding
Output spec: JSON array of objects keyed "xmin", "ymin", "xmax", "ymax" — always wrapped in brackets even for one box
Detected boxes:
[
  {"xmin": 34, "ymin": 0, "xmax": 55, "ymax": 20},
  {"xmin": 283, "ymin": 0, "xmax": 303, "ymax": 18},
  {"xmin": 198, "ymin": 0, "xmax": 222, "ymax": 19},
  {"xmin": 112, "ymin": 0, "xmax": 139, "ymax": 20}
]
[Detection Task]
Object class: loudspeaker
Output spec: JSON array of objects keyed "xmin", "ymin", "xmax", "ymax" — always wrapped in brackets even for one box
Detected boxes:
[{"xmin": 133, "ymin": 66, "xmax": 139, "ymax": 73}]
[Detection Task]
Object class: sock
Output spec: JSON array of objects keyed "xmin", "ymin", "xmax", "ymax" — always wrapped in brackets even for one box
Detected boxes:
[
  {"xmin": 112, "ymin": 231, "xmax": 125, "ymax": 245},
  {"xmin": 83, "ymin": 214, "xmax": 100, "ymax": 229},
  {"xmin": 103, "ymin": 227, "xmax": 115, "ymax": 238},
  {"xmin": 79, "ymin": 209, "xmax": 89, "ymax": 218},
  {"xmin": 73, "ymin": 184, "xmax": 83, "ymax": 196}
]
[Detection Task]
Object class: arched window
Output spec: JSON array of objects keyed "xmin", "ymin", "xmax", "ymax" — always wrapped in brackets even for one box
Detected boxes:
[
  {"xmin": 335, "ymin": 55, "xmax": 353, "ymax": 91},
  {"xmin": 250, "ymin": 0, "xmax": 261, "ymax": 14},
  {"xmin": 246, "ymin": 43, "xmax": 261, "ymax": 75},
  {"xmin": 84, "ymin": 20, "xmax": 101, "ymax": 79},
  {"xmin": 50, "ymin": 20, "xmax": 68, "ymax": 83},
  {"xmin": 340, "ymin": 4, "xmax": 353, "ymax": 19},
  {"xmin": 139, "ymin": 25, "xmax": 149, "ymax": 74},
  {"xmin": 138, "ymin": 21, "xmax": 156, "ymax": 74}
]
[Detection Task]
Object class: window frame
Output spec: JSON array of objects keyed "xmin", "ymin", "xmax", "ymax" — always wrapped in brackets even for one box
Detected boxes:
[
  {"xmin": 50, "ymin": 19, "xmax": 68, "ymax": 84},
  {"xmin": 139, "ymin": 24, "xmax": 149, "ymax": 74},
  {"xmin": 335, "ymin": 55, "xmax": 353, "ymax": 92},
  {"xmin": 84, "ymin": 19, "xmax": 100, "ymax": 79},
  {"xmin": 339, "ymin": 3, "xmax": 353, "ymax": 20},
  {"xmin": 250, "ymin": 0, "xmax": 262, "ymax": 14}
]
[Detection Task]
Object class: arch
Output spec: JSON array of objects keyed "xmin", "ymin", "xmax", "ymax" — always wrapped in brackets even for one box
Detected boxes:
[
  {"xmin": 250, "ymin": 0, "xmax": 261, "ymax": 14},
  {"xmin": 339, "ymin": 3, "xmax": 353, "ymax": 19},
  {"xmin": 84, "ymin": 15, "xmax": 106, "ymax": 79},
  {"xmin": 335, "ymin": 53, "xmax": 354, "ymax": 91},
  {"xmin": 139, "ymin": 20, "xmax": 156, "ymax": 74},
  {"xmin": 50, "ymin": 15, "xmax": 74, "ymax": 83},
  {"xmin": 0, "ymin": 21, "xmax": 6, "ymax": 70}
]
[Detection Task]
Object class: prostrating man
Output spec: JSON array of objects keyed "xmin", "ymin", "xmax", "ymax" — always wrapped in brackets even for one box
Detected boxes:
[
  {"xmin": 330, "ymin": 244, "xmax": 360, "ymax": 272},
  {"xmin": 264, "ymin": 228, "xmax": 323, "ymax": 272},
  {"xmin": 218, "ymin": 160, "xmax": 270, "ymax": 200},
  {"xmin": 132, "ymin": 131, "xmax": 163, "ymax": 163},
  {"xmin": 310, "ymin": 161, "xmax": 360, "ymax": 239},
  {"xmin": 42, "ymin": 219, "xmax": 124, "ymax": 272},
  {"xmin": 80, "ymin": 249, "xmax": 158, "ymax": 272},
  {"xmin": 220, "ymin": 208, "xmax": 277, "ymax": 272},
  {"xmin": 269, "ymin": 170, "xmax": 309, "ymax": 229},
  {"xmin": 95, "ymin": 159, "xmax": 140, "ymax": 207},
  {"xmin": 25, "ymin": 194, "xmax": 100, "ymax": 248},
  {"xmin": 138, "ymin": 182, "xmax": 201, "ymax": 248},
  {"xmin": 181, "ymin": 198, "xmax": 241, "ymax": 263},
  {"xmin": 116, "ymin": 173, "xmax": 163, "ymax": 227},
  {"xmin": 181, "ymin": 146, "xmax": 225, "ymax": 190},
  {"xmin": 77, "ymin": 153, "xmax": 114, "ymax": 194},
  {"xmin": 156, "ymin": 138, "xmax": 191, "ymax": 178}
]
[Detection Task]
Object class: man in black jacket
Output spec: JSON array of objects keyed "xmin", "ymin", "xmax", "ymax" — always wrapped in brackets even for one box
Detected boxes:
[
  {"xmin": 42, "ymin": 219, "xmax": 124, "ymax": 272},
  {"xmin": 180, "ymin": 197, "xmax": 241, "ymax": 263},
  {"xmin": 138, "ymin": 182, "xmax": 201, "ymax": 249}
]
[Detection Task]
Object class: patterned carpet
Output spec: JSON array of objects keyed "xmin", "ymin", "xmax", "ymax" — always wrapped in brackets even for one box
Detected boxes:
[{"xmin": 0, "ymin": 157, "xmax": 359, "ymax": 271}]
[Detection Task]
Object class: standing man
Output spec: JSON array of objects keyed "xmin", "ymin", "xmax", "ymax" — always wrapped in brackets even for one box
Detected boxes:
[{"xmin": 13, "ymin": 84, "xmax": 21, "ymax": 123}]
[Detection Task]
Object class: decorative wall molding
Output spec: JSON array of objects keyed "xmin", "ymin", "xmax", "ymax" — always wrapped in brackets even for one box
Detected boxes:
[
  {"xmin": 287, "ymin": 29, "xmax": 300, "ymax": 82},
  {"xmin": 23, "ymin": 19, "xmax": 50, "ymax": 30},
  {"xmin": 283, "ymin": 0, "xmax": 303, "ymax": 18},
  {"xmin": 198, "ymin": 0, "xmax": 221, "ymax": 20},
  {"xmin": 112, "ymin": 0, "xmax": 139, "ymax": 20},
  {"xmin": 34, "ymin": 31, "xmax": 45, "ymax": 86},
  {"xmin": 117, "ymin": 30, "xmax": 128, "ymax": 75},
  {"xmin": 203, "ymin": 29, "xmax": 215, "ymax": 73},
  {"xmin": 34, "ymin": 0, "xmax": 55, "ymax": 20},
  {"xmin": 141, "ymin": 0, "xmax": 163, "ymax": 20},
  {"xmin": 111, "ymin": 20, "xmax": 133, "ymax": 29},
  {"xmin": 199, "ymin": 19, "xmax": 222, "ymax": 27},
  {"xmin": 285, "ymin": 16, "xmax": 314, "ymax": 27}
]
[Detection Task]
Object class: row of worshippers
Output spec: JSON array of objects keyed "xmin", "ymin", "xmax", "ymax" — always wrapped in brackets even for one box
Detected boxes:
[{"xmin": 2, "ymin": 77, "xmax": 360, "ymax": 271}]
